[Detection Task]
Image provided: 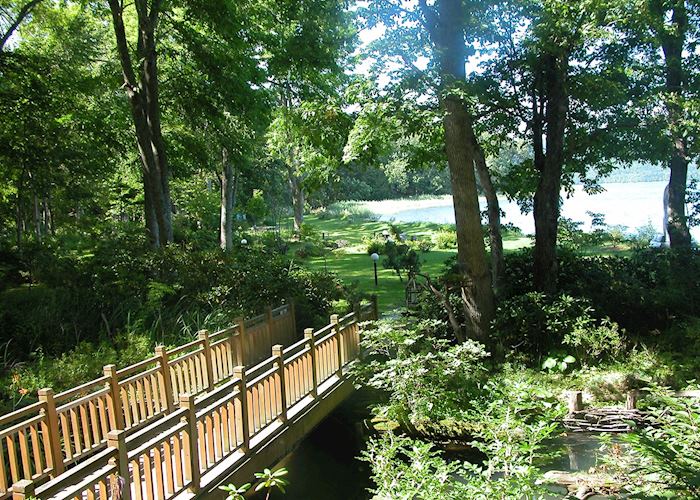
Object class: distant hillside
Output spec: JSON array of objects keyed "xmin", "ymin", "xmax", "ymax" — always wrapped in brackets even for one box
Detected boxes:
[{"xmin": 579, "ymin": 162, "xmax": 699, "ymax": 184}]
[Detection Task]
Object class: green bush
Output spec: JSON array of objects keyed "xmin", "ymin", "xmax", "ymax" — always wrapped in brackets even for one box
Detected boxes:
[
  {"xmin": 363, "ymin": 235, "xmax": 384, "ymax": 255},
  {"xmin": 353, "ymin": 318, "xmax": 489, "ymax": 424},
  {"xmin": 435, "ymin": 229, "xmax": 457, "ymax": 249},
  {"xmin": 0, "ymin": 235, "xmax": 348, "ymax": 406},
  {"xmin": 501, "ymin": 247, "xmax": 700, "ymax": 334},
  {"xmin": 492, "ymin": 292, "xmax": 624, "ymax": 364}
]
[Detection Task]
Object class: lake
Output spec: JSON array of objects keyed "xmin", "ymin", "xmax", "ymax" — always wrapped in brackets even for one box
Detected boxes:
[{"xmin": 372, "ymin": 181, "xmax": 700, "ymax": 240}]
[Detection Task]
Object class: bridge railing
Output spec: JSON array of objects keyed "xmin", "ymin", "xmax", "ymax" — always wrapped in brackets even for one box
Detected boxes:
[
  {"xmin": 0, "ymin": 302, "xmax": 297, "ymax": 499},
  {"xmin": 10, "ymin": 298, "xmax": 378, "ymax": 500}
]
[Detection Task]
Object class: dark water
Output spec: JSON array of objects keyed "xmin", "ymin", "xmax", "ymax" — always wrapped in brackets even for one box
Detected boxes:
[
  {"xmin": 248, "ymin": 398, "xmax": 622, "ymax": 499},
  {"xmin": 251, "ymin": 391, "xmax": 374, "ymax": 500}
]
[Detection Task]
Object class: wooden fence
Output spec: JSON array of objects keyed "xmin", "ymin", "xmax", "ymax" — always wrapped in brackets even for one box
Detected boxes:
[
  {"xmin": 0, "ymin": 302, "xmax": 298, "ymax": 499},
  {"xmin": 8, "ymin": 299, "xmax": 377, "ymax": 499}
]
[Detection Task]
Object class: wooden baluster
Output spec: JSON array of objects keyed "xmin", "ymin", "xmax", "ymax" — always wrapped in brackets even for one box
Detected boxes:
[
  {"xmin": 232, "ymin": 367, "xmax": 250, "ymax": 452},
  {"xmin": 103, "ymin": 365, "xmax": 125, "ymax": 431},
  {"xmin": 179, "ymin": 394, "xmax": 201, "ymax": 492},
  {"xmin": 304, "ymin": 329, "xmax": 318, "ymax": 398},
  {"xmin": 331, "ymin": 314, "xmax": 343, "ymax": 376},
  {"xmin": 272, "ymin": 345, "xmax": 287, "ymax": 423},
  {"xmin": 37, "ymin": 388, "xmax": 64, "ymax": 475},
  {"xmin": 107, "ymin": 430, "xmax": 132, "ymax": 500},
  {"xmin": 155, "ymin": 346, "xmax": 175, "ymax": 412},
  {"xmin": 198, "ymin": 330, "xmax": 215, "ymax": 390},
  {"xmin": 11, "ymin": 479, "xmax": 34, "ymax": 500}
]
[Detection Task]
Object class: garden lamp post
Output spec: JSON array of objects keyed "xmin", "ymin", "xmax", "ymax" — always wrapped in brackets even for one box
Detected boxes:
[{"xmin": 371, "ymin": 252, "xmax": 380, "ymax": 286}]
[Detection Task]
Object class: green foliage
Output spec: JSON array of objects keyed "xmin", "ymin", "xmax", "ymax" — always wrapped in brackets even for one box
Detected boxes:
[
  {"xmin": 361, "ymin": 372, "xmax": 565, "ymax": 500},
  {"xmin": 220, "ymin": 467, "xmax": 288, "ymax": 500},
  {"xmin": 0, "ymin": 237, "xmax": 348, "ymax": 408},
  {"xmin": 435, "ymin": 229, "xmax": 458, "ymax": 249},
  {"xmin": 603, "ymin": 389, "xmax": 700, "ymax": 498},
  {"xmin": 502, "ymin": 248, "xmax": 700, "ymax": 334},
  {"xmin": 381, "ymin": 240, "xmax": 420, "ymax": 282},
  {"xmin": 246, "ymin": 190, "xmax": 268, "ymax": 225},
  {"xmin": 353, "ymin": 318, "xmax": 489, "ymax": 425},
  {"xmin": 254, "ymin": 467, "xmax": 289, "ymax": 495},
  {"xmin": 493, "ymin": 292, "xmax": 624, "ymax": 365},
  {"xmin": 542, "ymin": 355, "xmax": 576, "ymax": 374}
]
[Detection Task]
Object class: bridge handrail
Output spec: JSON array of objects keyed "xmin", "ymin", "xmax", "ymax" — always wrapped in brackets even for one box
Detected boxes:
[
  {"xmin": 7, "ymin": 296, "xmax": 378, "ymax": 500},
  {"xmin": 0, "ymin": 300, "xmax": 297, "ymax": 499}
]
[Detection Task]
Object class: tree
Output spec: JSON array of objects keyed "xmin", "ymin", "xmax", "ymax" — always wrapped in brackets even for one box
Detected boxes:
[
  {"xmin": 626, "ymin": 0, "xmax": 700, "ymax": 247},
  {"xmin": 359, "ymin": 0, "xmax": 495, "ymax": 339},
  {"xmin": 0, "ymin": 2, "xmax": 125, "ymax": 246},
  {"xmin": 262, "ymin": 0, "xmax": 354, "ymax": 232},
  {"xmin": 106, "ymin": 0, "xmax": 173, "ymax": 247},
  {"xmin": 473, "ymin": 0, "xmax": 634, "ymax": 293},
  {"xmin": 0, "ymin": 0, "xmax": 42, "ymax": 52}
]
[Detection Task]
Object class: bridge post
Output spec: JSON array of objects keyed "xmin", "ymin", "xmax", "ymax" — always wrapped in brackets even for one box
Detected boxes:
[
  {"xmin": 233, "ymin": 366, "xmax": 251, "ymax": 452},
  {"xmin": 11, "ymin": 479, "xmax": 34, "ymax": 499},
  {"xmin": 180, "ymin": 394, "xmax": 201, "ymax": 492},
  {"xmin": 107, "ymin": 430, "xmax": 132, "ymax": 500},
  {"xmin": 103, "ymin": 365, "xmax": 125, "ymax": 431},
  {"xmin": 198, "ymin": 330, "xmax": 215, "ymax": 390},
  {"xmin": 331, "ymin": 314, "xmax": 343, "ymax": 377},
  {"xmin": 304, "ymin": 329, "xmax": 318, "ymax": 398},
  {"xmin": 37, "ymin": 388, "xmax": 65, "ymax": 476},
  {"xmin": 272, "ymin": 345, "xmax": 287, "ymax": 423},
  {"xmin": 235, "ymin": 318, "xmax": 247, "ymax": 366},
  {"xmin": 155, "ymin": 346, "xmax": 175, "ymax": 413}
]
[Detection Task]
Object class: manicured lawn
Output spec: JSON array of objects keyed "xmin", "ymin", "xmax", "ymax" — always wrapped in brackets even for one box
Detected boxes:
[{"xmin": 289, "ymin": 214, "xmax": 532, "ymax": 310}]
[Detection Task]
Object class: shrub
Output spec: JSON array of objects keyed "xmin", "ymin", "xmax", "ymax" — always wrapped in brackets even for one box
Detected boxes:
[
  {"xmin": 353, "ymin": 318, "xmax": 489, "ymax": 424},
  {"xmin": 501, "ymin": 247, "xmax": 700, "ymax": 334},
  {"xmin": 492, "ymin": 292, "xmax": 624, "ymax": 364},
  {"xmin": 294, "ymin": 241, "xmax": 325, "ymax": 259},
  {"xmin": 363, "ymin": 235, "xmax": 384, "ymax": 255},
  {"xmin": 435, "ymin": 229, "xmax": 457, "ymax": 249}
]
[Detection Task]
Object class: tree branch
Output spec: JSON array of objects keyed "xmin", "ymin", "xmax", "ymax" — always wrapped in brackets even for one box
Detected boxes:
[{"xmin": 0, "ymin": 0, "xmax": 42, "ymax": 52}]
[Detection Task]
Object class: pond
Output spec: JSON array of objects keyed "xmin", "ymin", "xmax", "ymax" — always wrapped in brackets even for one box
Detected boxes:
[{"xmin": 374, "ymin": 181, "xmax": 700, "ymax": 240}]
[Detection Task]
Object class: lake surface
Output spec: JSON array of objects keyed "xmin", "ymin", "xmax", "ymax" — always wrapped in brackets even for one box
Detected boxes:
[{"xmin": 377, "ymin": 181, "xmax": 700, "ymax": 240}]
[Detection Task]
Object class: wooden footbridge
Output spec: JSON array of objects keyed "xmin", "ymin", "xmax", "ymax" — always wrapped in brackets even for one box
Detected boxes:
[{"xmin": 0, "ymin": 299, "xmax": 378, "ymax": 499}]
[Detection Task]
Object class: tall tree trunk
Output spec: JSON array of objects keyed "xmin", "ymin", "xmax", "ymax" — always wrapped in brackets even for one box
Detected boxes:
[
  {"xmin": 471, "ymin": 134, "xmax": 505, "ymax": 295},
  {"xmin": 533, "ymin": 52, "xmax": 569, "ymax": 294},
  {"xmin": 108, "ymin": 0, "xmax": 172, "ymax": 247},
  {"xmin": 422, "ymin": 0, "xmax": 495, "ymax": 340},
  {"xmin": 289, "ymin": 171, "xmax": 305, "ymax": 232},
  {"xmin": 657, "ymin": 1, "xmax": 691, "ymax": 248},
  {"xmin": 220, "ymin": 147, "xmax": 236, "ymax": 251},
  {"xmin": 15, "ymin": 174, "xmax": 23, "ymax": 248},
  {"xmin": 32, "ymin": 193, "xmax": 42, "ymax": 242}
]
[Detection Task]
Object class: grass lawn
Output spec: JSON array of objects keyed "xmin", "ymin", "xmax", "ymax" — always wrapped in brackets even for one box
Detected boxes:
[{"xmin": 289, "ymin": 214, "xmax": 532, "ymax": 310}]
